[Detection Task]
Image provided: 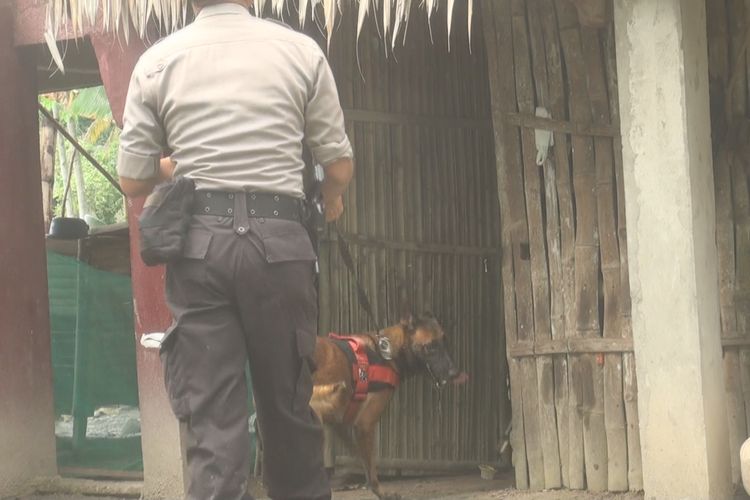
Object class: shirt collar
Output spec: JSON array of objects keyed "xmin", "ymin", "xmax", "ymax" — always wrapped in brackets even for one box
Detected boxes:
[{"xmin": 195, "ymin": 2, "xmax": 251, "ymax": 20}]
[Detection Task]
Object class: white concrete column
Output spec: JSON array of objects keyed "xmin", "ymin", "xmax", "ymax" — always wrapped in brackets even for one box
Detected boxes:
[{"xmin": 614, "ymin": 1, "xmax": 731, "ymax": 498}]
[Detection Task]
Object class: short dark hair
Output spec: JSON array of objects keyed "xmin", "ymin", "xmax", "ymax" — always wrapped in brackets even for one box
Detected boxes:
[{"xmin": 192, "ymin": 0, "xmax": 234, "ymax": 7}]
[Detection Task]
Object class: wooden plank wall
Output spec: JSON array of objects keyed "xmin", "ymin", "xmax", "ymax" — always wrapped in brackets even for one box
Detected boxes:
[
  {"xmin": 299, "ymin": 2, "xmax": 508, "ymax": 469},
  {"xmin": 707, "ymin": 0, "xmax": 750, "ymax": 487},
  {"xmin": 482, "ymin": 0, "xmax": 640, "ymax": 492}
]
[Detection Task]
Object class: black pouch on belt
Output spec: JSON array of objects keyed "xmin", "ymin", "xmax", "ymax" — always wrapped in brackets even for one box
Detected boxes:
[{"xmin": 138, "ymin": 176, "xmax": 196, "ymax": 266}]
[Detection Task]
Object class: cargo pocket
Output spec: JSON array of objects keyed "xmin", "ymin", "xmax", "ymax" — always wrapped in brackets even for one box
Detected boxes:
[
  {"xmin": 293, "ymin": 328, "xmax": 317, "ymax": 413},
  {"xmin": 159, "ymin": 323, "xmax": 190, "ymax": 421},
  {"xmin": 258, "ymin": 219, "xmax": 316, "ymax": 263}
]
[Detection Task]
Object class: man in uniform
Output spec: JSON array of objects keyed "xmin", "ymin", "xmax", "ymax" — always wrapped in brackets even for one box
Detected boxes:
[{"xmin": 116, "ymin": 0, "xmax": 353, "ymax": 498}]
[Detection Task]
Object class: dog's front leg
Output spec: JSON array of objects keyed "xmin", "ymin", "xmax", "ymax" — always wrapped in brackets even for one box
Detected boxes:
[{"xmin": 353, "ymin": 392, "xmax": 400, "ymax": 500}]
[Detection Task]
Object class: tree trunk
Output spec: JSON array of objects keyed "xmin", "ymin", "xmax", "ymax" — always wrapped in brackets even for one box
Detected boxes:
[
  {"xmin": 39, "ymin": 111, "xmax": 56, "ymax": 232},
  {"xmin": 67, "ymin": 118, "xmax": 89, "ymax": 219},
  {"xmin": 54, "ymin": 104, "xmax": 75, "ymax": 217}
]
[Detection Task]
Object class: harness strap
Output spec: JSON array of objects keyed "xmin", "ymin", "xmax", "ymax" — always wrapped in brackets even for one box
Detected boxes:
[{"xmin": 329, "ymin": 333, "xmax": 400, "ymax": 423}]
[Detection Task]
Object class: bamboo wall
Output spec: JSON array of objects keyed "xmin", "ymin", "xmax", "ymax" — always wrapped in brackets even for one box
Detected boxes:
[
  {"xmin": 307, "ymin": 3, "xmax": 509, "ymax": 470},
  {"xmin": 482, "ymin": 0, "xmax": 640, "ymax": 492},
  {"xmin": 708, "ymin": 0, "xmax": 750, "ymax": 487}
]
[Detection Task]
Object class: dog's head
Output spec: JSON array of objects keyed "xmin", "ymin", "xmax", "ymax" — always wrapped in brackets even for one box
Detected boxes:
[{"xmin": 400, "ymin": 312, "xmax": 461, "ymax": 387}]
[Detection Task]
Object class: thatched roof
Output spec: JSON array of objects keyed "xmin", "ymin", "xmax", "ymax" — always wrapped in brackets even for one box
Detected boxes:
[{"xmin": 45, "ymin": 0, "xmax": 474, "ymax": 54}]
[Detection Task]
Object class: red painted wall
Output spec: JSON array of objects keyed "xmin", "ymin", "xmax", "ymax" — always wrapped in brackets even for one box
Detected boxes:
[
  {"xmin": 91, "ymin": 31, "xmax": 186, "ymax": 497},
  {"xmin": 0, "ymin": 4, "xmax": 57, "ymax": 494}
]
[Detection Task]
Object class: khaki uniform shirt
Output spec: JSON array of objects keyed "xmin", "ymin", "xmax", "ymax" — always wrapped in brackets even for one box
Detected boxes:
[{"xmin": 117, "ymin": 2, "xmax": 352, "ymax": 197}]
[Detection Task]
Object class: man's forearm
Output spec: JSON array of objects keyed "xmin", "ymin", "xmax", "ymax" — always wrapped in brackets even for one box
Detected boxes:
[
  {"xmin": 321, "ymin": 157, "xmax": 353, "ymax": 202},
  {"xmin": 119, "ymin": 157, "xmax": 176, "ymax": 198}
]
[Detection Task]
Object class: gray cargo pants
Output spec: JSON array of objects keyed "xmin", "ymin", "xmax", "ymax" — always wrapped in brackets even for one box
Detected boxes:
[{"xmin": 159, "ymin": 204, "xmax": 330, "ymax": 500}]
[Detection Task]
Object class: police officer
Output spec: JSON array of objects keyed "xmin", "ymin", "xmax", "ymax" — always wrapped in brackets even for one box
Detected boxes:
[{"xmin": 116, "ymin": 0, "xmax": 353, "ymax": 498}]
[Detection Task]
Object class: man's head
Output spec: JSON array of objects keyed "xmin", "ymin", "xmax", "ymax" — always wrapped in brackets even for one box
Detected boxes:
[{"xmin": 192, "ymin": 0, "xmax": 253, "ymax": 13}]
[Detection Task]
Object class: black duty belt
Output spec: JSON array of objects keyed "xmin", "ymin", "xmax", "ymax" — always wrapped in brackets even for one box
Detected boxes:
[{"xmin": 193, "ymin": 190, "xmax": 303, "ymax": 222}]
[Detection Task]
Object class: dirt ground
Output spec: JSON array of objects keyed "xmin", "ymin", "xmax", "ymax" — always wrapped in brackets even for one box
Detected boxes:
[
  {"xmin": 11, "ymin": 470, "xmax": 750, "ymax": 500},
  {"xmin": 322, "ymin": 472, "xmax": 643, "ymax": 500},
  {"xmin": 10, "ymin": 471, "xmax": 646, "ymax": 500}
]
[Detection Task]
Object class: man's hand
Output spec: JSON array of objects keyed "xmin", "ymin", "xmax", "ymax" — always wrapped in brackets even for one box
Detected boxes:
[
  {"xmin": 159, "ymin": 157, "xmax": 176, "ymax": 182},
  {"xmin": 320, "ymin": 158, "xmax": 353, "ymax": 222},
  {"xmin": 324, "ymin": 195, "xmax": 344, "ymax": 222}
]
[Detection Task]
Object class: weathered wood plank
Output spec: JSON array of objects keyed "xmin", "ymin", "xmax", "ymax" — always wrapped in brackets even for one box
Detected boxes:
[
  {"xmin": 729, "ymin": 127, "xmax": 750, "ymax": 487},
  {"xmin": 512, "ymin": 4, "xmax": 554, "ymax": 489},
  {"xmin": 537, "ymin": 0, "xmax": 575, "ymax": 486},
  {"xmin": 603, "ymin": 18, "xmax": 641, "ymax": 491},
  {"xmin": 507, "ymin": 337, "xmax": 633, "ymax": 357},
  {"xmin": 557, "ymin": 3, "xmax": 606, "ymax": 490},
  {"xmin": 580, "ymin": 24, "xmax": 627, "ymax": 492},
  {"xmin": 503, "ymin": 111, "xmax": 618, "ymax": 137}
]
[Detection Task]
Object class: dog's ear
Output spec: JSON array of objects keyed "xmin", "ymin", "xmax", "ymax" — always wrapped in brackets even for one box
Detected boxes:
[{"xmin": 400, "ymin": 313, "xmax": 415, "ymax": 331}]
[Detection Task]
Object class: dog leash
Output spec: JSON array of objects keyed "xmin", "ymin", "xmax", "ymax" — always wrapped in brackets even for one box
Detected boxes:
[{"xmin": 333, "ymin": 223, "xmax": 393, "ymax": 360}]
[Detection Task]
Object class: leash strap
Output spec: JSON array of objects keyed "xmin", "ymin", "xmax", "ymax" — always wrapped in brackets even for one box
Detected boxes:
[{"xmin": 334, "ymin": 223, "xmax": 381, "ymax": 330}]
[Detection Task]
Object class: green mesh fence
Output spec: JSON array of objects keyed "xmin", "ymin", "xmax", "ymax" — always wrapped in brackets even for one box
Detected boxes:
[
  {"xmin": 47, "ymin": 249, "xmax": 142, "ymax": 472},
  {"xmin": 47, "ymin": 249, "xmax": 256, "ymax": 474}
]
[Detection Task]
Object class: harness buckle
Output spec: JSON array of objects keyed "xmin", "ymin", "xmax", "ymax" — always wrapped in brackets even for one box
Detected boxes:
[{"xmin": 378, "ymin": 336, "xmax": 393, "ymax": 360}]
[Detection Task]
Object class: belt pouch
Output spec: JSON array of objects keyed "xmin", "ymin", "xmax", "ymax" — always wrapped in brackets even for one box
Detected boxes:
[{"xmin": 138, "ymin": 176, "xmax": 196, "ymax": 266}]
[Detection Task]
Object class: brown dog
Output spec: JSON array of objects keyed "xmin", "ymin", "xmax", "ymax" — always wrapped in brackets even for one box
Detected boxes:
[{"xmin": 310, "ymin": 312, "xmax": 465, "ymax": 500}]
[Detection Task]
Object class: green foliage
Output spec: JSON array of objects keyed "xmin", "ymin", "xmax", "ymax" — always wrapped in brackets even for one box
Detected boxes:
[{"xmin": 42, "ymin": 87, "xmax": 125, "ymax": 226}]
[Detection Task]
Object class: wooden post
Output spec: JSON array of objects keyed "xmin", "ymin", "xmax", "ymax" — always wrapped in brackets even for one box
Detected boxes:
[{"xmin": 0, "ymin": 4, "xmax": 57, "ymax": 495}]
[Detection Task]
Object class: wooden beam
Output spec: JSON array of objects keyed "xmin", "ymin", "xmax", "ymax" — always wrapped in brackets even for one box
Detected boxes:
[
  {"xmin": 507, "ymin": 337, "xmax": 634, "ymax": 357},
  {"xmin": 504, "ymin": 111, "xmax": 619, "ymax": 137}
]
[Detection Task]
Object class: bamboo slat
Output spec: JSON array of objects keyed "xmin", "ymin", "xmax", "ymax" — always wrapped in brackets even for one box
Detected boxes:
[
  {"xmin": 506, "ymin": 1, "xmax": 544, "ymax": 490},
  {"xmin": 602, "ymin": 16, "xmax": 642, "ymax": 491},
  {"xmin": 707, "ymin": 0, "xmax": 748, "ymax": 487},
  {"xmin": 727, "ymin": 3, "xmax": 750, "ymax": 476},
  {"xmin": 482, "ymin": 1, "xmax": 528, "ymax": 488},
  {"xmin": 537, "ymin": 0, "xmax": 574, "ymax": 487},
  {"xmin": 525, "ymin": 1, "xmax": 563, "ymax": 489},
  {"xmin": 579, "ymin": 24, "xmax": 627, "ymax": 492},
  {"xmin": 555, "ymin": 3, "xmax": 599, "ymax": 490}
]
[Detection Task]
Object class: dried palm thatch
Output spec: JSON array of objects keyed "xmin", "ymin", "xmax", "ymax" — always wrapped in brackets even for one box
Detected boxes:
[{"xmin": 45, "ymin": 0, "xmax": 474, "ymax": 72}]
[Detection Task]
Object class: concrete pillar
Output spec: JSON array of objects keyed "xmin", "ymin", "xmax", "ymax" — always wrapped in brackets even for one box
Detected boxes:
[
  {"xmin": 91, "ymin": 31, "xmax": 187, "ymax": 499},
  {"xmin": 0, "ymin": 4, "xmax": 57, "ymax": 495},
  {"xmin": 614, "ymin": 1, "xmax": 731, "ymax": 498}
]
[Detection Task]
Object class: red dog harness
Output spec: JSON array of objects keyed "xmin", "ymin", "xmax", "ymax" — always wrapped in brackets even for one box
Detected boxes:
[{"xmin": 328, "ymin": 333, "xmax": 399, "ymax": 423}]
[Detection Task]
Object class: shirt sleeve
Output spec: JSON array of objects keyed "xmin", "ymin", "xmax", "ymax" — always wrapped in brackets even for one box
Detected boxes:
[
  {"xmin": 304, "ymin": 49, "xmax": 353, "ymax": 166},
  {"xmin": 117, "ymin": 64, "xmax": 166, "ymax": 180}
]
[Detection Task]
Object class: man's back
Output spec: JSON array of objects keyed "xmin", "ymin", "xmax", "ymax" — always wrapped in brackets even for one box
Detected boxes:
[{"xmin": 119, "ymin": 3, "xmax": 351, "ymax": 197}]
